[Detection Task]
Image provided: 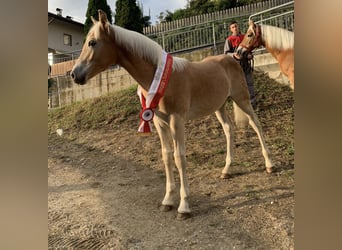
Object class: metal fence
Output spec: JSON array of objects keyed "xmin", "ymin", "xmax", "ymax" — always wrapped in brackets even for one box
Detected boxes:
[
  {"xmin": 49, "ymin": 50, "xmax": 81, "ymax": 65},
  {"xmin": 143, "ymin": 0, "xmax": 292, "ymax": 35},
  {"xmin": 250, "ymin": 1, "xmax": 294, "ymax": 29},
  {"xmin": 146, "ymin": 1, "xmax": 294, "ymax": 54}
]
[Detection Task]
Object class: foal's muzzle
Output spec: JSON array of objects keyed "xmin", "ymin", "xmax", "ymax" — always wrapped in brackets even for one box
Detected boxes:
[
  {"xmin": 70, "ymin": 72, "xmax": 77, "ymax": 81},
  {"xmin": 70, "ymin": 69, "xmax": 86, "ymax": 85}
]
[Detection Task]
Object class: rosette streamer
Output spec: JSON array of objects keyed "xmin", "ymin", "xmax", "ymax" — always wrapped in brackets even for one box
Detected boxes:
[{"xmin": 137, "ymin": 51, "xmax": 173, "ymax": 134}]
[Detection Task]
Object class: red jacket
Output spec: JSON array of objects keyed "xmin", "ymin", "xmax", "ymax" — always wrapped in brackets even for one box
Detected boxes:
[{"xmin": 227, "ymin": 34, "xmax": 245, "ymax": 51}]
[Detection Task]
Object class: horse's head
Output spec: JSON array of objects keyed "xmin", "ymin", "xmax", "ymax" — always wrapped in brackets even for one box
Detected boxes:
[
  {"xmin": 235, "ymin": 19, "xmax": 262, "ymax": 59},
  {"xmin": 71, "ymin": 10, "xmax": 116, "ymax": 85}
]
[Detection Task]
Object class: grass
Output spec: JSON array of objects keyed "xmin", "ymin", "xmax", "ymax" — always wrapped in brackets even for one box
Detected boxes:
[
  {"xmin": 48, "ymin": 72, "xmax": 294, "ymax": 164},
  {"xmin": 48, "ymin": 71, "xmax": 294, "ymax": 183},
  {"xmin": 48, "ymin": 85, "xmax": 140, "ymax": 135}
]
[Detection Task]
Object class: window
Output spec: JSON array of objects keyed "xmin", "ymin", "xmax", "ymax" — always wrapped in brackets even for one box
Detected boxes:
[{"xmin": 63, "ymin": 34, "xmax": 72, "ymax": 46}]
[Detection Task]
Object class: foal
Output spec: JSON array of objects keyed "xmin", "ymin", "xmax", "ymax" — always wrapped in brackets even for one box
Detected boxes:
[{"xmin": 71, "ymin": 10, "xmax": 273, "ymax": 220}]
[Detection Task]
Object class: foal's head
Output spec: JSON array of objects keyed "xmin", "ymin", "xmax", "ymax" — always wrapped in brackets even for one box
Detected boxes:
[
  {"xmin": 71, "ymin": 10, "xmax": 116, "ymax": 85},
  {"xmin": 236, "ymin": 19, "xmax": 262, "ymax": 57}
]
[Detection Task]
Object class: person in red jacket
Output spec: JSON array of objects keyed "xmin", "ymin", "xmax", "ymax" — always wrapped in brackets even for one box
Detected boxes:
[{"xmin": 224, "ymin": 21, "xmax": 256, "ymax": 109}]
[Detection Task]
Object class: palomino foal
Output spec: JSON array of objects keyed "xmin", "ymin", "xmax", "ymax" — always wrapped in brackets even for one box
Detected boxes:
[
  {"xmin": 236, "ymin": 19, "xmax": 294, "ymax": 89},
  {"xmin": 71, "ymin": 10, "xmax": 273, "ymax": 220}
]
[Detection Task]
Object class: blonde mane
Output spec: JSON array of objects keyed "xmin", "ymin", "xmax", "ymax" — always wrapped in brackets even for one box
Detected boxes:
[
  {"xmin": 260, "ymin": 25, "xmax": 294, "ymax": 50},
  {"xmin": 97, "ymin": 24, "xmax": 188, "ymax": 72}
]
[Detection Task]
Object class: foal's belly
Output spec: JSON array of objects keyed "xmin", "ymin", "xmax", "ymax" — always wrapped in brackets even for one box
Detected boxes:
[{"xmin": 187, "ymin": 95, "xmax": 228, "ymax": 120}]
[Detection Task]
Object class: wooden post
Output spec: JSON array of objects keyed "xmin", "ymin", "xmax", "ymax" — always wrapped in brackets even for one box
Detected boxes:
[
  {"xmin": 56, "ymin": 76, "xmax": 61, "ymax": 107},
  {"xmin": 212, "ymin": 23, "xmax": 216, "ymax": 52},
  {"xmin": 162, "ymin": 33, "xmax": 165, "ymax": 49}
]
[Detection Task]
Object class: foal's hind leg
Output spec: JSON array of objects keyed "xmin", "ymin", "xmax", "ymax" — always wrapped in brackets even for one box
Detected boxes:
[
  {"xmin": 154, "ymin": 116, "xmax": 176, "ymax": 211},
  {"xmin": 215, "ymin": 104, "xmax": 234, "ymax": 179},
  {"xmin": 233, "ymin": 99, "xmax": 273, "ymax": 173}
]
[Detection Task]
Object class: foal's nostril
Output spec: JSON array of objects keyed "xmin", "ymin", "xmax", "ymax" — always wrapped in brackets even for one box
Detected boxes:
[{"xmin": 70, "ymin": 71, "xmax": 75, "ymax": 80}]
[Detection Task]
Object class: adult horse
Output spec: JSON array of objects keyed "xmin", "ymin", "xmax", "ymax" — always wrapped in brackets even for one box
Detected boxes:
[
  {"xmin": 71, "ymin": 10, "xmax": 273, "ymax": 220},
  {"xmin": 236, "ymin": 19, "xmax": 294, "ymax": 89}
]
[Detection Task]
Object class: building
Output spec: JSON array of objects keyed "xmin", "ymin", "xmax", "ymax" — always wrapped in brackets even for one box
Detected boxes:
[{"xmin": 48, "ymin": 8, "xmax": 84, "ymax": 66}]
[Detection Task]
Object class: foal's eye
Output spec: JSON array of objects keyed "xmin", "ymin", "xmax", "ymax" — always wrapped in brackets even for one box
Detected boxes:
[
  {"xmin": 247, "ymin": 33, "xmax": 253, "ymax": 37},
  {"xmin": 88, "ymin": 40, "xmax": 96, "ymax": 47}
]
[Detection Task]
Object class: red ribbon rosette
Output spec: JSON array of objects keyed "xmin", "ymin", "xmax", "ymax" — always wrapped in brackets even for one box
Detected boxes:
[{"xmin": 137, "ymin": 52, "xmax": 173, "ymax": 135}]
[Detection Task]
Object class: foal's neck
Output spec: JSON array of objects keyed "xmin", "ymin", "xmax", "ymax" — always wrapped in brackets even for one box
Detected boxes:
[{"xmin": 116, "ymin": 46, "xmax": 156, "ymax": 92}]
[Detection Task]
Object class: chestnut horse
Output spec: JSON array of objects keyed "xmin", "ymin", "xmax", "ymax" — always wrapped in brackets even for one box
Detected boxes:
[
  {"xmin": 236, "ymin": 19, "xmax": 294, "ymax": 89},
  {"xmin": 71, "ymin": 10, "xmax": 273, "ymax": 220}
]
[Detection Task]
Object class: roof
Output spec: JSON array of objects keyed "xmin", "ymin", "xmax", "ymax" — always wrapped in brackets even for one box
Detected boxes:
[{"xmin": 48, "ymin": 12, "xmax": 84, "ymax": 27}]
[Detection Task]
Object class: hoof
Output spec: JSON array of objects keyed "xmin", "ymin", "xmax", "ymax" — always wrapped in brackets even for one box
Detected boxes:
[
  {"xmin": 266, "ymin": 167, "xmax": 273, "ymax": 174},
  {"xmin": 220, "ymin": 173, "xmax": 230, "ymax": 179},
  {"xmin": 160, "ymin": 205, "xmax": 173, "ymax": 212},
  {"xmin": 177, "ymin": 212, "xmax": 191, "ymax": 220}
]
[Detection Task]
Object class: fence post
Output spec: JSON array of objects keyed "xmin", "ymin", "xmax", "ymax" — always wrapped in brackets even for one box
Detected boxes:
[
  {"xmin": 162, "ymin": 33, "xmax": 165, "ymax": 49},
  {"xmin": 56, "ymin": 76, "xmax": 61, "ymax": 108},
  {"xmin": 212, "ymin": 23, "xmax": 216, "ymax": 54}
]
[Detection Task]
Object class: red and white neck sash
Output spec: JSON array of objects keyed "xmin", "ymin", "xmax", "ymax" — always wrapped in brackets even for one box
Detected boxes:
[{"xmin": 137, "ymin": 51, "xmax": 173, "ymax": 134}]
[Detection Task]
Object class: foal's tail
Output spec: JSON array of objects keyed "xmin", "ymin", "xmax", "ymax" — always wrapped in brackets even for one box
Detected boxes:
[{"xmin": 233, "ymin": 102, "xmax": 249, "ymax": 129}]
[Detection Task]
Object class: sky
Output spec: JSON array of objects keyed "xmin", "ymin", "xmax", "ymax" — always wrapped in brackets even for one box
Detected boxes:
[{"xmin": 48, "ymin": 0, "xmax": 188, "ymax": 25}]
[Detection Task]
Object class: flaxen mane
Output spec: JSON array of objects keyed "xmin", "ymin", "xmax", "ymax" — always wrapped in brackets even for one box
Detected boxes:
[
  {"xmin": 260, "ymin": 25, "xmax": 294, "ymax": 50},
  {"xmin": 93, "ymin": 23, "xmax": 188, "ymax": 72}
]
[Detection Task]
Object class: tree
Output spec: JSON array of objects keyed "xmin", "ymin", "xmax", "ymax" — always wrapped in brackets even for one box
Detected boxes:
[
  {"xmin": 142, "ymin": 15, "xmax": 151, "ymax": 27},
  {"xmin": 215, "ymin": 0, "xmax": 237, "ymax": 10},
  {"xmin": 115, "ymin": 0, "xmax": 144, "ymax": 33},
  {"xmin": 138, "ymin": 1, "xmax": 151, "ymax": 27},
  {"xmin": 156, "ymin": 11, "xmax": 166, "ymax": 24},
  {"xmin": 159, "ymin": 0, "xmax": 242, "ymax": 22},
  {"xmin": 189, "ymin": 0, "xmax": 215, "ymax": 15},
  {"xmin": 171, "ymin": 9, "xmax": 188, "ymax": 20},
  {"xmin": 84, "ymin": 0, "xmax": 113, "ymax": 37}
]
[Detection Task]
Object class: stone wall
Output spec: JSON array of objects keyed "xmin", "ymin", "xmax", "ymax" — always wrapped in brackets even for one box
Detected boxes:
[{"xmin": 48, "ymin": 67, "xmax": 138, "ymax": 108}]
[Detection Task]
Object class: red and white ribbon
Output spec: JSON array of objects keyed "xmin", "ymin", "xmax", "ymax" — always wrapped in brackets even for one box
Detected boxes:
[{"xmin": 137, "ymin": 51, "xmax": 173, "ymax": 134}]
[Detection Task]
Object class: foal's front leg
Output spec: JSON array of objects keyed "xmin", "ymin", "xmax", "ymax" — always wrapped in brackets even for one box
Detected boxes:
[
  {"xmin": 170, "ymin": 115, "xmax": 191, "ymax": 220},
  {"xmin": 153, "ymin": 116, "xmax": 176, "ymax": 211}
]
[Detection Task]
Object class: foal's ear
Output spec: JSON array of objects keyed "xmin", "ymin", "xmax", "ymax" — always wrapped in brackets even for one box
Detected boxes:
[
  {"xmin": 98, "ymin": 9, "xmax": 110, "ymax": 34},
  {"xmin": 248, "ymin": 19, "xmax": 255, "ymax": 26},
  {"xmin": 91, "ymin": 16, "xmax": 97, "ymax": 24},
  {"xmin": 98, "ymin": 9, "xmax": 109, "ymax": 26}
]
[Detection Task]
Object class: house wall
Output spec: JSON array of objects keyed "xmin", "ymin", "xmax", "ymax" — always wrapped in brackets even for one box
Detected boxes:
[{"xmin": 48, "ymin": 18, "xmax": 84, "ymax": 53}]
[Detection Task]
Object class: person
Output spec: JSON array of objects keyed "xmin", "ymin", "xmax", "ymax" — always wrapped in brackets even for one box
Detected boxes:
[{"xmin": 224, "ymin": 21, "xmax": 257, "ymax": 109}]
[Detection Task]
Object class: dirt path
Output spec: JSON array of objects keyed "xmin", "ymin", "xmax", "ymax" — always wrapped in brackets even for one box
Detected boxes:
[
  {"xmin": 48, "ymin": 120, "xmax": 294, "ymax": 249},
  {"xmin": 48, "ymin": 73, "xmax": 294, "ymax": 249}
]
